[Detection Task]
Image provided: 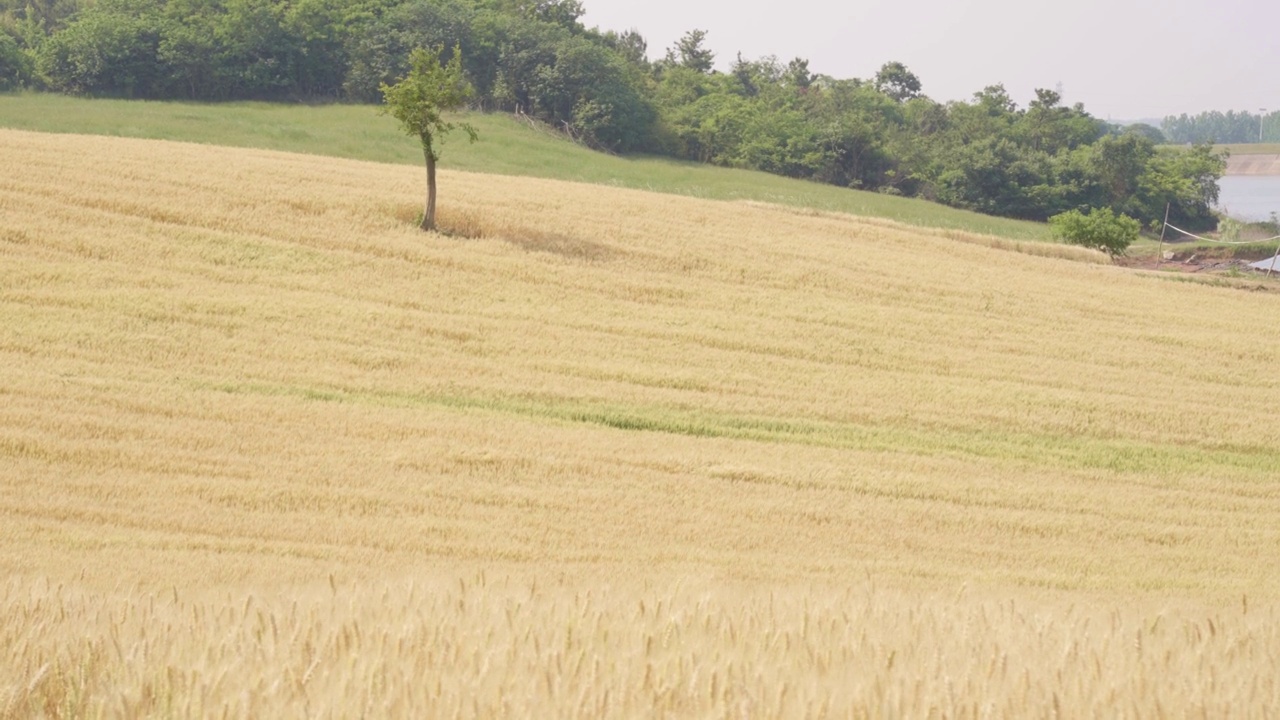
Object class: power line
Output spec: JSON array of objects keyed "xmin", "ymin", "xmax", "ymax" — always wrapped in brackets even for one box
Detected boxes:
[{"xmin": 1164, "ymin": 222, "xmax": 1280, "ymax": 245}]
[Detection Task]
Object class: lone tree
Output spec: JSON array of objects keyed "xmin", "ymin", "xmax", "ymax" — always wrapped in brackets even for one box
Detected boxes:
[
  {"xmin": 668, "ymin": 29, "xmax": 714, "ymax": 74},
  {"xmin": 873, "ymin": 61, "xmax": 921, "ymax": 102},
  {"xmin": 380, "ymin": 47, "xmax": 477, "ymax": 231}
]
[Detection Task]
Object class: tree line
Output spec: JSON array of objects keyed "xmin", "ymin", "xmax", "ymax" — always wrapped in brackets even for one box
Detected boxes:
[
  {"xmin": 1, "ymin": 0, "xmax": 1225, "ymax": 230},
  {"xmin": 1162, "ymin": 110, "xmax": 1280, "ymax": 145}
]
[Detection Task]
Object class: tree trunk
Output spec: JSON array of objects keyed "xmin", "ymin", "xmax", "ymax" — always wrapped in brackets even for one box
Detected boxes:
[{"xmin": 421, "ymin": 147, "xmax": 437, "ymax": 231}]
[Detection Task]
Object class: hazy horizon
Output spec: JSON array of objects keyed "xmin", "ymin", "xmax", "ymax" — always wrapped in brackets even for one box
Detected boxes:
[{"xmin": 582, "ymin": 0, "xmax": 1279, "ymax": 122}]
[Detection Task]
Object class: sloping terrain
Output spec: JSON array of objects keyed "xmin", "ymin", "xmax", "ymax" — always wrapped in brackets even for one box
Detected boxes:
[
  {"xmin": 2, "ymin": 130, "xmax": 1279, "ymax": 716},
  {"xmin": 1226, "ymin": 153, "xmax": 1280, "ymax": 175},
  {"xmin": 0, "ymin": 93, "xmax": 1052, "ymax": 240}
]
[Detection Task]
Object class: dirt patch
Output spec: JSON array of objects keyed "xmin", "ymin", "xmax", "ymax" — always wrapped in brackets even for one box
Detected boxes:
[
  {"xmin": 1119, "ymin": 255, "xmax": 1257, "ymax": 273},
  {"xmin": 1118, "ymin": 251, "xmax": 1280, "ymax": 291}
]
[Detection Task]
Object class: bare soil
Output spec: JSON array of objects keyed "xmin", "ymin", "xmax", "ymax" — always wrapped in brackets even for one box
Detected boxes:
[{"xmin": 1118, "ymin": 245, "xmax": 1280, "ymax": 291}]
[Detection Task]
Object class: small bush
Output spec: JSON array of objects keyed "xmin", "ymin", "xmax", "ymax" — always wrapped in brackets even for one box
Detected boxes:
[
  {"xmin": 1218, "ymin": 216, "xmax": 1243, "ymax": 242},
  {"xmin": 1048, "ymin": 207, "xmax": 1140, "ymax": 256}
]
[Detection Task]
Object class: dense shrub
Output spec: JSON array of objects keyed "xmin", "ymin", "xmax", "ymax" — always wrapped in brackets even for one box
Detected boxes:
[
  {"xmin": 36, "ymin": 9, "xmax": 164, "ymax": 96},
  {"xmin": 0, "ymin": 30, "xmax": 35, "ymax": 89},
  {"xmin": 1049, "ymin": 207, "xmax": 1140, "ymax": 256}
]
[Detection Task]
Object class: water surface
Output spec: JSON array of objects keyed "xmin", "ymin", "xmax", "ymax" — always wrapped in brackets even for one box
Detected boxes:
[{"xmin": 1217, "ymin": 175, "xmax": 1280, "ymax": 222}]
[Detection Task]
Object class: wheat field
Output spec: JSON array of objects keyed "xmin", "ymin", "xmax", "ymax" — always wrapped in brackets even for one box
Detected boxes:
[{"xmin": 2, "ymin": 128, "xmax": 1280, "ymax": 717}]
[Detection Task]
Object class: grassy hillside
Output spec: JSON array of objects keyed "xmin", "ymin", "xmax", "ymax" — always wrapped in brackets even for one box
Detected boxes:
[
  {"xmin": 0, "ymin": 92, "xmax": 1055, "ymax": 241},
  {"xmin": 3, "ymin": 130, "xmax": 1280, "ymax": 715}
]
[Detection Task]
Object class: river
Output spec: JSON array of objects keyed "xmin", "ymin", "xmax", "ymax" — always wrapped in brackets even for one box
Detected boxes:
[{"xmin": 1216, "ymin": 175, "xmax": 1280, "ymax": 222}]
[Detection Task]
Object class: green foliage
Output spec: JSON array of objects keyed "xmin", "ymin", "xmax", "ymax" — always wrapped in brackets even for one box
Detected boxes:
[
  {"xmin": 873, "ymin": 61, "xmax": 919, "ymax": 102},
  {"xmin": 666, "ymin": 29, "xmax": 713, "ymax": 74},
  {"xmin": 1049, "ymin": 207, "xmax": 1140, "ymax": 256},
  {"xmin": 379, "ymin": 45, "xmax": 475, "ymax": 160},
  {"xmin": 347, "ymin": 3, "xmax": 653, "ymax": 152},
  {"xmin": 1135, "ymin": 143, "xmax": 1224, "ymax": 231},
  {"xmin": 31, "ymin": 0, "xmax": 361, "ymax": 98},
  {"xmin": 934, "ymin": 138, "xmax": 1050, "ymax": 218},
  {"xmin": 806, "ymin": 80, "xmax": 899, "ymax": 190},
  {"xmin": 1, "ymin": 0, "xmax": 82, "ymax": 32},
  {"xmin": 496, "ymin": 0, "xmax": 582, "ymax": 30},
  {"xmin": 0, "ymin": 94, "xmax": 1055, "ymax": 241},
  {"xmin": 527, "ymin": 38, "xmax": 653, "ymax": 151},
  {"xmin": 1086, "ymin": 133, "xmax": 1153, "ymax": 210},
  {"xmin": 1217, "ymin": 216, "xmax": 1242, "ymax": 242},
  {"xmin": 380, "ymin": 45, "xmax": 477, "ymax": 230},
  {"xmin": 9, "ymin": 0, "xmax": 1226, "ymax": 233},
  {"xmin": 660, "ymin": 80, "xmax": 750, "ymax": 164},
  {"xmin": 783, "ymin": 57, "xmax": 812, "ymax": 90},
  {"xmin": 0, "ymin": 28, "xmax": 34, "ymax": 89},
  {"xmin": 344, "ymin": 0, "xmax": 481, "ymax": 102},
  {"xmin": 1124, "ymin": 123, "xmax": 1165, "ymax": 144},
  {"xmin": 735, "ymin": 103, "xmax": 821, "ymax": 178},
  {"xmin": 1018, "ymin": 89, "xmax": 1105, "ymax": 153},
  {"xmin": 1163, "ymin": 110, "xmax": 1278, "ymax": 144},
  {"xmin": 595, "ymin": 28, "xmax": 646, "ymax": 69},
  {"xmin": 35, "ymin": 2, "xmax": 165, "ymax": 96}
]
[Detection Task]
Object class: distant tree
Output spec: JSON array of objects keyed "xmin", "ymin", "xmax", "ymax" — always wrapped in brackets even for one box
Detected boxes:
[
  {"xmin": 1049, "ymin": 207, "xmax": 1139, "ymax": 256},
  {"xmin": 492, "ymin": 0, "xmax": 583, "ymax": 31},
  {"xmin": 155, "ymin": 7, "xmax": 223, "ymax": 99},
  {"xmin": 597, "ymin": 27, "xmax": 646, "ymax": 68},
  {"xmin": 969, "ymin": 83, "xmax": 1016, "ymax": 118},
  {"xmin": 1030, "ymin": 87, "xmax": 1060, "ymax": 109},
  {"xmin": 210, "ymin": 0, "xmax": 299, "ymax": 98},
  {"xmin": 668, "ymin": 29, "xmax": 713, "ymax": 74},
  {"xmin": 729, "ymin": 52, "xmax": 781, "ymax": 97},
  {"xmin": 35, "ymin": 6, "xmax": 165, "ymax": 97},
  {"xmin": 783, "ymin": 56, "xmax": 812, "ymax": 89},
  {"xmin": 0, "ymin": 29, "xmax": 34, "ymax": 89},
  {"xmin": 1084, "ymin": 133, "xmax": 1154, "ymax": 212},
  {"xmin": 873, "ymin": 60, "xmax": 920, "ymax": 102},
  {"xmin": 344, "ymin": 0, "xmax": 482, "ymax": 102},
  {"xmin": 805, "ymin": 78, "xmax": 900, "ymax": 189},
  {"xmin": 5, "ymin": 0, "xmax": 81, "ymax": 33},
  {"xmin": 1016, "ymin": 88, "xmax": 1105, "ymax": 154},
  {"xmin": 525, "ymin": 35, "xmax": 655, "ymax": 151},
  {"xmin": 1136, "ymin": 142, "xmax": 1225, "ymax": 230},
  {"xmin": 380, "ymin": 46, "xmax": 478, "ymax": 231},
  {"xmin": 664, "ymin": 87, "xmax": 753, "ymax": 163},
  {"xmin": 1162, "ymin": 110, "xmax": 1265, "ymax": 144},
  {"xmin": 1123, "ymin": 122, "xmax": 1165, "ymax": 144},
  {"xmin": 484, "ymin": 11, "xmax": 562, "ymax": 112}
]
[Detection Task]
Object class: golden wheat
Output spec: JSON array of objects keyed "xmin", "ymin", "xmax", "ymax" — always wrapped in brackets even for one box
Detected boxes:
[
  {"xmin": 4, "ymin": 575, "xmax": 1280, "ymax": 719},
  {"xmin": 2, "ymin": 129, "xmax": 1280, "ymax": 716}
]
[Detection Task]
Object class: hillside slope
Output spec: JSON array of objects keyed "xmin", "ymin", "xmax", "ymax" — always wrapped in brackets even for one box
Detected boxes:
[
  {"xmin": 1226, "ymin": 153, "xmax": 1280, "ymax": 175},
  {"xmin": 0, "ymin": 93, "xmax": 1054, "ymax": 239},
  {"xmin": 3, "ymin": 130, "xmax": 1280, "ymax": 715}
]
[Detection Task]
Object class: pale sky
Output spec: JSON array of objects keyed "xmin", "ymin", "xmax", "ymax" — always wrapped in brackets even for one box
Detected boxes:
[{"xmin": 582, "ymin": 0, "xmax": 1280, "ymax": 122}]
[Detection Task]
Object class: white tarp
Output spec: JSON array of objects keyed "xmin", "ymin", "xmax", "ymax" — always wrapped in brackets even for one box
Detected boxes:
[{"xmin": 1248, "ymin": 255, "xmax": 1280, "ymax": 271}]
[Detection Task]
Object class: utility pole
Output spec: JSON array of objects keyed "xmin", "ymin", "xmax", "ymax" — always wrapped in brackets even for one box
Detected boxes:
[{"xmin": 1261, "ymin": 109, "xmax": 1268, "ymax": 143}]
